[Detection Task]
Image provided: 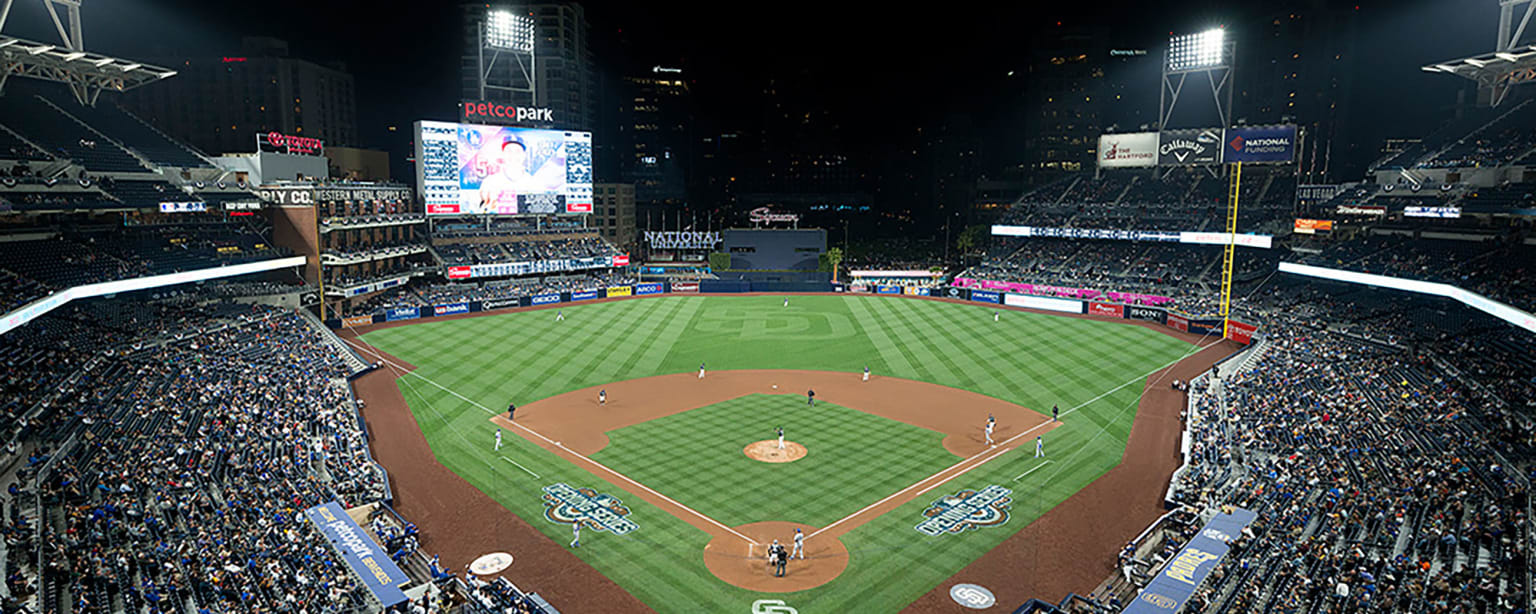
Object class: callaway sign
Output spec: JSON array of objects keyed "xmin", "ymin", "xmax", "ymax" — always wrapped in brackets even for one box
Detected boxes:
[
  {"xmin": 748, "ymin": 207, "xmax": 799, "ymax": 224},
  {"xmin": 460, "ymin": 100, "xmax": 555, "ymax": 125},
  {"xmin": 257, "ymin": 132, "xmax": 323, "ymax": 156},
  {"xmin": 1159, "ymin": 128, "xmax": 1222, "ymax": 165}
]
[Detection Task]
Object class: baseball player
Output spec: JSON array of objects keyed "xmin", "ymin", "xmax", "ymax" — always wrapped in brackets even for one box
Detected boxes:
[
  {"xmin": 494, "ymin": 429, "xmax": 502, "ymax": 451},
  {"xmin": 768, "ymin": 540, "xmax": 788, "ymax": 577},
  {"xmin": 570, "ymin": 521, "xmax": 581, "ymax": 548},
  {"xmin": 599, "ymin": 389, "xmax": 607, "ymax": 405},
  {"xmin": 698, "ymin": 362, "xmax": 706, "ymax": 379},
  {"xmin": 1052, "ymin": 404, "xmax": 1059, "ymax": 422},
  {"xmin": 984, "ymin": 415, "xmax": 995, "ymax": 446},
  {"xmin": 994, "ymin": 310, "xmax": 1000, "ymax": 322},
  {"xmin": 507, "ymin": 402, "xmax": 516, "ymax": 422},
  {"xmin": 807, "ymin": 389, "xmax": 815, "ymax": 406},
  {"xmin": 1035, "ymin": 435, "xmax": 1045, "ymax": 458},
  {"xmin": 777, "ymin": 426, "xmax": 786, "ymax": 450},
  {"xmin": 863, "ymin": 365, "xmax": 870, "ymax": 382},
  {"xmin": 784, "ymin": 297, "xmax": 789, "ymax": 308},
  {"xmin": 556, "ymin": 309, "xmax": 565, "ymax": 322},
  {"xmin": 792, "ymin": 529, "xmax": 805, "ymax": 559}
]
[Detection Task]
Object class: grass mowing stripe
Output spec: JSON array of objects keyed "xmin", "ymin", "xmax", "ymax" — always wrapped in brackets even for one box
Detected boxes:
[
  {"xmin": 860, "ymin": 297, "xmax": 964, "ymax": 384},
  {"xmin": 884, "ymin": 300, "xmax": 1033, "ymax": 401},
  {"xmin": 843, "ymin": 296, "xmax": 916, "ymax": 374},
  {"xmin": 636, "ymin": 296, "xmax": 705, "ymax": 374}
]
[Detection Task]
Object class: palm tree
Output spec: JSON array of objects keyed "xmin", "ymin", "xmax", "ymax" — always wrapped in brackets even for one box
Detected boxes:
[{"xmin": 826, "ymin": 247, "xmax": 844, "ymax": 283}]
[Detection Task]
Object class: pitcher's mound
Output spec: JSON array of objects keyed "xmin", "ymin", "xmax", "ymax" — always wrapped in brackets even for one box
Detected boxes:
[
  {"xmin": 702, "ymin": 521, "xmax": 848, "ymax": 592},
  {"xmin": 744, "ymin": 440, "xmax": 807, "ymax": 463}
]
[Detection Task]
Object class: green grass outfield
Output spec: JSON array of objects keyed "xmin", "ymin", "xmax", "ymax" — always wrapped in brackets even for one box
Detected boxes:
[{"xmin": 362, "ymin": 295, "xmax": 1199, "ymax": 614}]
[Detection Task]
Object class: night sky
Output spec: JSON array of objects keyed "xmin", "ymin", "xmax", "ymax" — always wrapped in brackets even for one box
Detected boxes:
[{"xmin": 0, "ymin": 0, "xmax": 1503, "ymax": 188}]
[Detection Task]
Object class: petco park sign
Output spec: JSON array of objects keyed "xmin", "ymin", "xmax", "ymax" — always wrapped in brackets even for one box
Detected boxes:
[{"xmin": 460, "ymin": 99, "xmax": 555, "ymax": 125}]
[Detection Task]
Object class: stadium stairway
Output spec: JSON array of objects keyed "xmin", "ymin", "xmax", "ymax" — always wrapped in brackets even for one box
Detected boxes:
[{"xmin": 298, "ymin": 309, "xmax": 370, "ymax": 374}]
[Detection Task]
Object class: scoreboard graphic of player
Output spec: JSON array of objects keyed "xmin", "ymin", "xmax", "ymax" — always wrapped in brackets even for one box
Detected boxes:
[{"xmin": 414, "ymin": 120, "xmax": 593, "ymax": 216}]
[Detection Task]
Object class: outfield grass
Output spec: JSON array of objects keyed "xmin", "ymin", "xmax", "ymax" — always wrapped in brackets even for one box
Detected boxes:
[
  {"xmin": 363, "ymin": 295, "xmax": 1198, "ymax": 614},
  {"xmin": 592, "ymin": 394, "xmax": 961, "ymax": 527}
]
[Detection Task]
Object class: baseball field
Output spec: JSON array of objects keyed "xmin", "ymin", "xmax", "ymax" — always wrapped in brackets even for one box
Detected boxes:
[{"xmin": 349, "ymin": 294, "xmax": 1218, "ymax": 613}]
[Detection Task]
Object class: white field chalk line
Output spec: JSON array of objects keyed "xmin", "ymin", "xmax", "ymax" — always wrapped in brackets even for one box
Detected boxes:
[
  {"xmin": 808, "ymin": 344, "xmax": 1223, "ymax": 540},
  {"xmin": 343, "ymin": 335, "xmax": 760, "ymax": 546},
  {"xmin": 500, "ymin": 455, "xmax": 540, "ymax": 479},
  {"xmin": 1013, "ymin": 460, "xmax": 1053, "ymax": 482}
]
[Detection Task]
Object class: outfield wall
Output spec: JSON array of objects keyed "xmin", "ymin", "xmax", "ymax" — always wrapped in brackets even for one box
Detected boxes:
[{"xmin": 326, "ymin": 282, "xmax": 1258, "ymax": 345}]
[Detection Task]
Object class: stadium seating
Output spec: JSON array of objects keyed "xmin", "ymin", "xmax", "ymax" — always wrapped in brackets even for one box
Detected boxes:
[{"xmin": 0, "ymin": 91, "xmax": 147, "ymax": 173}]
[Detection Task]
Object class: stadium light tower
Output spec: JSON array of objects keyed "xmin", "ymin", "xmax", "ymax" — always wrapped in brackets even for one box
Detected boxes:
[
  {"xmin": 1159, "ymin": 28, "xmax": 1235, "ymax": 130},
  {"xmin": 0, "ymin": 0, "xmax": 176, "ymax": 104},
  {"xmin": 475, "ymin": 8, "xmax": 537, "ymax": 103},
  {"xmin": 1421, "ymin": 0, "xmax": 1536, "ymax": 107}
]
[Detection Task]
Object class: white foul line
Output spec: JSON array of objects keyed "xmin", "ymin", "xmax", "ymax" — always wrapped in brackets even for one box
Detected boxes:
[
  {"xmin": 807, "ymin": 345, "xmax": 1221, "ymax": 540},
  {"xmin": 500, "ymin": 455, "xmax": 540, "ymax": 479},
  {"xmin": 1012, "ymin": 460, "xmax": 1053, "ymax": 482},
  {"xmin": 343, "ymin": 335, "xmax": 761, "ymax": 546}
]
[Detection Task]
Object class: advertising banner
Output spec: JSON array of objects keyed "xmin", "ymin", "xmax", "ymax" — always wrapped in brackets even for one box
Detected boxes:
[
  {"xmin": 1297, "ymin": 184, "xmax": 1342, "ymax": 202},
  {"xmin": 1168, "ymin": 314, "xmax": 1190, "ymax": 332},
  {"xmin": 970, "ymin": 290, "xmax": 1001, "ymax": 304},
  {"xmin": 1158, "ymin": 128, "xmax": 1223, "ymax": 165},
  {"xmin": 1337, "ymin": 204, "xmax": 1387, "ymax": 216},
  {"xmin": 634, "ymin": 282, "xmax": 664, "ymax": 296},
  {"xmin": 901, "ymin": 286, "xmax": 931, "ymax": 296},
  {"xmin": 878, "ymin": 286, "xmax": 903, "ymax": 294},
  {"xmin": 1123, "ymin": 508, "xmax": 1257, "ymax": 614},
  {"xmin": 1098, "ymin": 132, "xmax": 1158, "ymax": 168},
  {"xmin": 447, "ymin": 266, "xmax": 472, "ymax": 280},
  {"xmin": 940, "ymin": 286, "xmax": 969, "ymax": 300},
  {"xmin": 342, "ymin": 315, "xmax": 373, "ymax": 328},
  {"xmin": 529, "ymin": 293, "xmax": 562, "ymax": 306},
  {"xmin": 670, "ymin": 282, "xmax": 700, "ymax": 293},
  {"xmin": 605, "ymin": 285, "xmax": 633, "ymax": 298},
  {"xmin": 1004, "ymin": 294, "xmax": 1083, "ymax": 314},
  {"xmin": 1404, "ymin": 205, "xmax": 1461, "ymax": 218},
  {"xmin": 571, "ymin": 290, "xmax": 600, "ymax": 301},
  {"xmin": 1088, "ymin": 302, "xmax": 1124, "ymax": 318},
  {"xmin": 953, "ymin": 278, "xmax": 1176, "ymax": 306},
  {"xmin": 1125, "ymin": 306, "xmax": 1167, "ymax": 324},
  {"xmin": 385, "ymin": 307, "xmax": 419, "ymax": 322},
  {"xmin": 1292, "ymin": 219, "xmax": 1334, "ymax": 235},
  {"xmin": 850, "ymin": 284, "xmax": 870, "ymax": 292},
  {"xmin": 459, "ymin": 100, "xmax": 555, "ymax": 125},
  {"xmin": 1226, "ymin": 320, "xmax": 1258, "ymax": 344},
  {"xmin": 990, "ymin": 226, "xmax": 1273, "ymax": 249},
  {"xmin": 304, "ymin": 501, "xmax": 409, "ymax": 607},
  {"xmin": 259, "ymin": 132, "xmax": 324, "ymax": 156},
  {"xmin": 644, "ymin": 231, "xmax": 721, "ymax": 250},
  {"xmin": 434, "ymin": 303, "xmax": 470, "ymax": 316},
  {"xmin": 482, "ymin": 297, "xmax": 524, "ymax": 310},
  {"xmin": 1223, "ymin": 125, "xmax": 1297, "ymax": 164},
  {"xmin": 1187, "ymin": 319, "xmax": 1224, "ymax": 336},
  {"xmin": 612, "ymin": 254, "xmax": 631, "ymax": 266}
]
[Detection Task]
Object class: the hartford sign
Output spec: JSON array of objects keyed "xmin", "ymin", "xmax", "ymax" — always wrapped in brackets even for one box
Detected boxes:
[{"xmin": 461, "ymin": 100, "xmax": 555, "ymax": 125}]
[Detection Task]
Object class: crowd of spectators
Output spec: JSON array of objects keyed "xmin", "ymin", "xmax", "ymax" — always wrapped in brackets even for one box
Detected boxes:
[
  {"xmin": 1112, "ymin": 281, "xmax": 1533, "ymax": 613},
  {"xmin": 339, "ymin": 272, "xmax": 637, "ymax": 317},
  {"xmin": 1297, "ymin": 234, "xmax": 1534, "ymax": 312}
]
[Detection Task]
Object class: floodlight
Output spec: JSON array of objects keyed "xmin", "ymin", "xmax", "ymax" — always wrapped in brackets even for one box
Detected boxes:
[
  {"xmin": 1167, "ymin": 28, "xmax": 1227, "ymax": 72},
  {"xmin": 485, "ymin": 10, "xmax": 535, "ymax": 52}
]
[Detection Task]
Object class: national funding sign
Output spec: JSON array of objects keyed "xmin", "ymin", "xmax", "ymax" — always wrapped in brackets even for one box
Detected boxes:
[
  {"xmin": 1158, "ymin": 128, "xmax": 1223, "ymax": 165},
  {"xmin": 1224, "ymin": 125, "xmax": 1297, "ymax": 164}
]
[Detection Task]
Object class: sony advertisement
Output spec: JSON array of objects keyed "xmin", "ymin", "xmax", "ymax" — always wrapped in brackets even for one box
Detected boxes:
[
  {"xmin": 1097, "ymin": 132, "xmax": 1159, "ymax": 168},
  {"xmin": 1158, "ymin": 128, "xmax": 1223, "ymax": 165},
  {"xmin": 415, "ymin": 120, "xmax": 593, "ymax": 215}
]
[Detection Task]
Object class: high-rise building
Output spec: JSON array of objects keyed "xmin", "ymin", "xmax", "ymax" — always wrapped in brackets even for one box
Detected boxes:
[
  {"xmin": 592, "ymin": 183, "xmax": 637, "ymax": 249},
  {"xmin": 618, "ymin": 66, "xmax": 693, "ymax": 207},
  {"xmin": 461, "ymin": 1, "xmax": 595, "ymax": 132},
  {"xmin": 1232, "ymin": 2, "xmax": 1360, "ymax": 181},
  {"xmin": 1012, "ymin": 26, "xmax": 1111, "ymax": 178},
  {"xmin": 122, "ymin": 37, "xmax": 357, "ymax": 155}
]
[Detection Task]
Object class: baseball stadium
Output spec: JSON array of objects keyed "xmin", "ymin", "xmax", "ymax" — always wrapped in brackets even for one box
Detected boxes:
[{"xmin": 0, "ymin": 1, "xmax": 1533, "ymax": 614}]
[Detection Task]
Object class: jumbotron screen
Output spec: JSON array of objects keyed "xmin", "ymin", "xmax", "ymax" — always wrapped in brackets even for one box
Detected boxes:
[{"xmin": 414, "ymin": 120, "xmax": 593, "ymax": 215}]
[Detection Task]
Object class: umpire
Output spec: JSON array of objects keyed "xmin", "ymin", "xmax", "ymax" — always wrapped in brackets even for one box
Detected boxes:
[{"xmin": 768, "ymin": 540, "xmax": 789, "ymax": 577}]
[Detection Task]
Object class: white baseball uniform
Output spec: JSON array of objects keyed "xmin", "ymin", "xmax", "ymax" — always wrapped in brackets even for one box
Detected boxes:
[
  {"xmin": 985, "ymin": 422, "xmax": 995, "ymax": 445},
  {"xmin": 556, "ymin": 310, "xmax": 565, "ymax": 321},
  {"xmin": 495, "ymin": 430, "xmax": 502, "ymax": 450},
  {"xmin": 863, "ymin": 367, "xmax": 870, "ymax": 382},
  {"xmin": 1035, "ymin": 437, "xmax": 1045, "ymax": 458},
  {"xmin": 778, "ymin": 429, "xmax": 785, "ymax": 450},
  {"xmin": 793, "ymin": 532, "xmax": 805, "ymax": 559}
]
